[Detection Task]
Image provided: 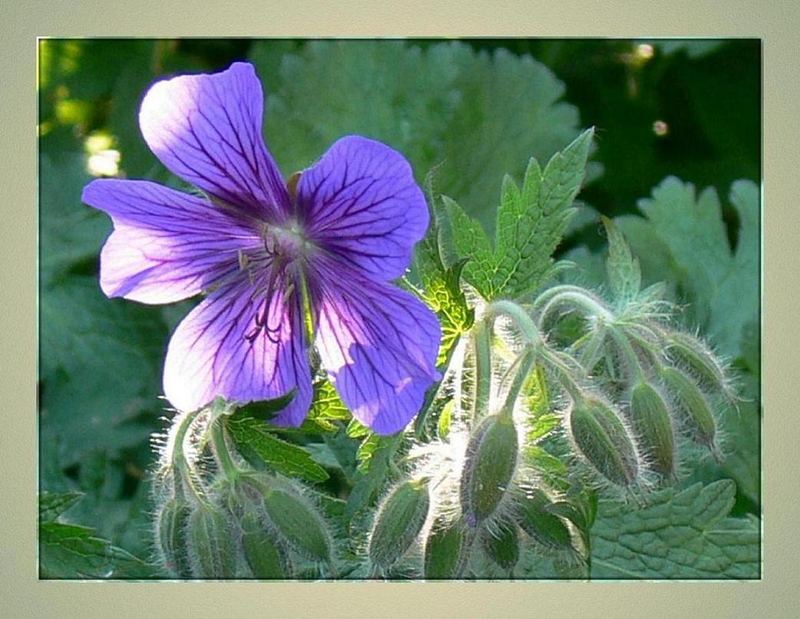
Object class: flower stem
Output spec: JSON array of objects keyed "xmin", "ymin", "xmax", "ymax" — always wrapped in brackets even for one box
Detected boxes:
[
  {"xmin": 471, "ymin": 320, "xmax": 492, "ymax": 423},
  {"xmin": 609, "ymin": 326, "xmax": 645, "ymax": 382},
  {"xmin": 499, "ymin": 347, "xmax": 537, "ymax": 420},
  {"xmin": 536, "ymin": 289, "xmax": 614, "ymax": 328},
  {"xmin": 210, "ymin": 418, "xmax": 240, "ymax": 481},
  {"xmin": 541, "ymin": 349, "xmax": 585, "ymax": 403},
  {"xmin": 484, "ymin": 300, "xmax": 543, "ymax": 349},
  {"xmin": 169, "ymin": 409, "xmax": 205, "ymax": 501}
]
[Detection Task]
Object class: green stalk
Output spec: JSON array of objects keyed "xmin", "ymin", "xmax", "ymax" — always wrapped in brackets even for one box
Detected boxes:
[
  {"xmin": 498, "ymin": 348, "xmax": 537, "ymax": 420},
  {"xmin": 471, "ymin": 320, "xmax": 492, "ymax": 423},
  {"xmin": 609, "ymin": 326, "xmax": 645, "ymax": 382},
  {"xmin": 169, "ymin": 409, "xmax": 205, "ymax": 501},
  {"xmin": 210, "ymin": 418, "xmax": 240, "ymax": 481},
  {"xmin": 537, "ymin": 289, "xmax": 614, "ymax": 328},
  {"xmin": 484, "ymin": 299, "xmax": 544, "ymax": 348}
]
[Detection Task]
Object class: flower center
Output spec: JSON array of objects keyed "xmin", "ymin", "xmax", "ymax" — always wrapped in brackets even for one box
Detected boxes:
[{"xmin": 263, "ymin": 221, "xmax": 314, "ymax": 262}]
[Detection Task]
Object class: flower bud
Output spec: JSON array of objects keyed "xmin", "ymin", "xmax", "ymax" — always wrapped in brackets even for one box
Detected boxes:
[
  {"xmin": 460, "ymin": 414, "xmax": 518, "ymax": 527},
  {"xmin": 659, "ymin": 366, "xmax": 718, "ymax": 454},
  {"xmin": 569, "ymin": 398, "xmax": 639, "ymax": 487},
  {"xmin": 482, "ymin": 518, "xmax": 520, "ymax": 571},
  {"xmin": 664, "ymin": 332, "xmax": 729, "ymax": 395},
  {"xmin": 423, "ymin": 516, "xmax": 467, "ymax": 579},
  {"xmin": 368, "ymin": 479, "xmax": 430, "ymax": 571},
  {"xmin": 262, "ymin": 485, "xmax": 333, "ymax": 564},
  {"xmin": 154, "ymin": 496, "xmax": 193, "ymax": 577},
  {"xmin": 629, "ymin": 381, "xmax": 677, "ymax": 479},
  {"xmin": 239, "ymin": 506, "xmax": 289, "ymax": 579},
  {"xmin": 187, "ymin": 502, "xmax": 237, "ymax": 578},
  {"xmin": 517, "ymin": 489, "xmax": 573, "ymax": 551}
]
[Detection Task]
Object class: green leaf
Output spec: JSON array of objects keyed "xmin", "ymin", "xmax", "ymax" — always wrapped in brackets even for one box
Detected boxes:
[
  {"xmin": 345, "ymin": 434, "xmax": 403, "ymax": 519},
  {"xmin": 437, "ymin": 400, "xmax": 454, "ymax": 440},
  {"xmin": 630, "ymin": 177, "xmax": 759, "ymax": 360},
  {"xmin": 235, "ymin": 389, "xmax": 297, "ymax": 422},
  {"xmin": 434, "ymin": 46, "xmax": 581, "ymax": 232},
  {"xmin": 39, "ymin": 491, "xmax": 84, "ymax": 523},
  {"xmin": 40, "ymin": 521, "xmax": 156, "ymax": 579},
  {"xmin": 305, "ymin": 379, "xmax": 352, "ymax": 432},
  {"xmin": 225, "ymin": 415, "xmax": 329, "ymax": 483},
  {"xmin": 413, "ymin": 199, "xmax": 475, "ymax": 366},
  {"xmin": 39, "ymin": 149, "xmax": 110, "ymax": 286},
  {"xmin": 253, "ymin": 40, "xmax": 460, "ymax": 179},
  {"xmin": 688, "ymin": 394, "xmax": 760, "ymax": 508},
  {"xmin": 39, "ymin": 277, "xmax": 167, "ymax": 464},
  {"xmin": 442, "ymin": 195, "xmax": 495, "ymax": 298},
  {"xmin": 443, "ymin": 129, "xmax": 593, "ymax": 301},
  {"xmin": 39, "ymin": 490, "xmax": 156, "ymax": 579},
  {"xmin": 355, "ymin": 434, "xmax": 381, "ymax": 473},
  {"xmin": 591, "ymin": 480, "xmax": 760, "ymax": 579},
  {"xmin": 250, "ymin": 40, "xmax": 580, "ymax": 233},
  {"xmin": 602, "ymin": 215, "xmax": 641, "ymax": 304}
]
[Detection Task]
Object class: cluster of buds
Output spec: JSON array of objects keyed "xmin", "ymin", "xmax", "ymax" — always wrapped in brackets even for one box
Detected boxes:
[
  {"xmin": 150, "ymin": 401, "xmax": 336, "ymax": 579},
  {"xmin": 358, "ymin": 270, "xmax": 733, "ymax": 578}
]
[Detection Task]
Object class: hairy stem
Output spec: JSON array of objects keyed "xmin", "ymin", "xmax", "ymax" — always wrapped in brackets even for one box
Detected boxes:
[
  {"xmin": 210, "ymin": 418, "xmax": 240, "ymax": 481},
  {"xmin": 499, "ymin": 347, "xmax": 537, "ymax": 419},
  {"xmin": 168, "ymin": 409, "xmax": 205, "ymax": 501},
  {"xmin": 484, "ymin": 299, "xmax": 544, "ymax": 348},
  {"xmin": 471, "ymin": 320, "xmax": 492, "ymax": 422},
  {"xmin": 537, "ymin": 289, "xmax": 614, "ymax": 329}
]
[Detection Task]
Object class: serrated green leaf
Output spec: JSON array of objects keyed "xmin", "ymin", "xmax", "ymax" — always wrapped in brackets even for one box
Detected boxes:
[
  {"xmin": 602, "ymin": 215, "xmax": 641, "ymax": 304},
  {"xmin": 252, "ymin": 40, "xmax": 460, "ymax": 180},
  {"xmin": 591, "ymin": 480, "xmax": 760, "ymax": 579},
  {"xmin": 524, "ymin": 364, "xmax": 559, "ymax": 442},
  {"xmin": 434, "ymin": 46, "xmax": 581, "ymax": 231},
  {"xmin": 225, "ymin": 416, "xmax": 329, "ymax": 483},
  {"xmin": 306, "ymin": 379, "xmax": 351, "ymax": 433},
  {"xmin": 39, "ymin": 491, "xmax": 84, "ymax": 523},
  {"xmin": 633, "ymin": 177, "xmax": 759, "ymax": 360},
  {"xmin": 355, "ymin": 433, "xmax": 381, "ymax": 473},
  {"xmin": 443, "ymin": 130, "xmax": 593, "ymax": 301},
  {"xmin": 40, "ymin": 521, "xmax": 156, "ymax": 579},
  {"xmin": 413, "ymin": 204, "xmax": 475, "ymax": 367}
]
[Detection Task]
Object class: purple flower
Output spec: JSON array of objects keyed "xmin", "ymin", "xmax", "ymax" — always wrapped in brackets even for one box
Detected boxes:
[{"xmin": 82, "ymin": 62, "xmax": 440, "ymax": 435}]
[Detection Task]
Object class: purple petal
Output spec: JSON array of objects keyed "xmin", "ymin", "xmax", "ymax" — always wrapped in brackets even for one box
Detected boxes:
[
  {"xmin": 139, "ymin": 62, "xmax": 290, "ymax": 221},
  {"xmin": 82, "ymin": 179, "xmax": 261, "ymax": 304},
  {"xmin": 163, "ymin": 273, "xmax": 312, "ymax": 425},
  {"xmin": 296, "ymin": 136, "xmax": 429, "ymax": 281},
  {"xmin": 312, "ymin": 261, "xmax": 441, "ymax": 435}
]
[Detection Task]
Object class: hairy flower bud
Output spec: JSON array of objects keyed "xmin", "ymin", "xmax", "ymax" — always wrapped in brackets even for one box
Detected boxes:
[
  {"xmin": 482, "ymin": 518, "xmax": 520, "ymax": 571},
  {"xmin": 664, "ymin": 332, "xmax": 729, "ymax": 395},
  {"xmin": 187, "ymin": 502, "xmax": 237, "ymax": 578},
  {"xmin": 423, "ymin": 516, "xmax": 467, "ymax": 579},
  {"xmin": 629, "ymin": 381, "xmax": 677, "ymax": 479},
  {"xmin": 517, "ymin": 489, "xmax": 573, "ymax": 551},
  {"xmin": 569, "ymin": 398, "xmax": 639, "ymax": 487},
  {"xmin": 154, "ymin": 496, "xmax": 193, "ymax": 577},
  {"xmin": 261, "ymin": 485, "xmax": 333, "ymax": 565},
  {"xmin": 660, "ymin": 366, "xmax": 719, "ymax": 454},
  {"xmin": 460, "ymin": 414, "xmax": 519, "ymax": 527},
  {"xmin": 239, "ymin": 506, "xmax": 290, "ymax": 579},
  {"xmin": 368, "ymin": 479, "xmax": 430, "ymax": 571}
]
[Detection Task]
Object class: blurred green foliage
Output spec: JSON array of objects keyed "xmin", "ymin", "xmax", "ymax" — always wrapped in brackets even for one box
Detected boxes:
[{"xmin": 37, "ymin": 39, "xmax": 760, "ymax": 573}]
